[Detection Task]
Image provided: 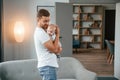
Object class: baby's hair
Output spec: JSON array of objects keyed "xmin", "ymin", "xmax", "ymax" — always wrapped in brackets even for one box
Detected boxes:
[{"xmin": 48, "ymin": 24, "xmax": 57, "ymax": 29}]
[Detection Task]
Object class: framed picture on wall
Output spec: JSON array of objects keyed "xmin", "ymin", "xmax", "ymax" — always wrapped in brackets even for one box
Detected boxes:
[{"xmin": 37, "ymin": 6, "xmax": 55, "ymax": 24}]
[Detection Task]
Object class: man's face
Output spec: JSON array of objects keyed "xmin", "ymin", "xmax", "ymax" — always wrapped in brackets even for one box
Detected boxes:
[{"xmin": 38, "ymin": 16, "xmax": 50, "ymax": 29}]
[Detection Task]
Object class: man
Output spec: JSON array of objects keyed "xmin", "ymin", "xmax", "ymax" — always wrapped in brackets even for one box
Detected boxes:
[{"xmin": 34, "ymin": 9, "xmax": 61, "ymax": 80}]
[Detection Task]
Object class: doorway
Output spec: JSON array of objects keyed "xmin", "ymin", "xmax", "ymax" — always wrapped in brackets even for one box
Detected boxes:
[
  {"xmin": 73, "ymin": 9, "xmax": 115, "ymax": 76},
  {"xmin": 105, "ymin": 10, "xmax": 115, "ymax": 41}
]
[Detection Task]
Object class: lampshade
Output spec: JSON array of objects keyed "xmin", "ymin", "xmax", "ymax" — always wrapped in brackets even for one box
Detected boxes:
[{"xmin": 14, "ymin": 21, "xmax": 24, "ymax": 43}]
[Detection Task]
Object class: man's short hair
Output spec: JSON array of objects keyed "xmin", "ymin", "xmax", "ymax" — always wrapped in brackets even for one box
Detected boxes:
[{"xmin": 37, "ymin": 9, "xmax": 50, "ymax": 18}]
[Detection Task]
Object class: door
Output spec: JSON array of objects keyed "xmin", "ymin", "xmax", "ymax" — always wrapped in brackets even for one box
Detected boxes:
[{"xmin": 56, "ymin": 3, "xmax": 72, "ymax": 57}]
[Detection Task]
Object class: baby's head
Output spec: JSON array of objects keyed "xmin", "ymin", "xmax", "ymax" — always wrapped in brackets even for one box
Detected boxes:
[{"xmin": 47, "ymin": 24, "xmax": 57, "ymax": 36}]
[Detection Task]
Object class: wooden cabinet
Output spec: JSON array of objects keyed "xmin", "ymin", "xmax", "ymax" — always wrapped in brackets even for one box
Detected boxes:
[{"xmin": 73, "ymin": 4, "xmax": 104, "ymax": 49}]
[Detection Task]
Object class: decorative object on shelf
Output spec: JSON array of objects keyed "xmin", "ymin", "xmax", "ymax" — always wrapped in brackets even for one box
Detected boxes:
[
  {"xmin": 99, "ymin": 15, "xmax": 102, "ymax": 20},
  {"xmin": 90, "ymin": 22, "xmax": 99, "ymax": 28},
  {"xmin": 94, "ymin": 22, "xmax": 99, "ymax": 28},
  {"xmin": 76, "ymin": 23, "xmax": 79, "ymax": 28},
  {"xmin": 88, "ymin": 29, "xmax": 92, "ymax": 34},
  {"xmin": 91, "ymin": 37, "xmax": 94, "ymax": 42},
  {"xmin": 84, "ymin": 29, "xmax": 89, "ymax": 35},
  {"xmin": 73, "ymin": 6, "xmax": 79, "ymax": 13},
  {"xmin": 99, "ymin": 22, "xmax": 102, "ymax": 28},
  {"xmin": 89, "ymin": 24, "xmax": 92, "ymax": 27},
  {"xmin": 76, "ymin": 16, "xmax": 79, "ymax": 20},
  {"xmin": 74, "ymin": 22, "xmax": 79, "ymax": 28},
  {"xmin": 83, "ymin": 14, "xmax": 88, "ymax": 20},
  {"xmin": 87, "ymin": 14, "xmax": 93, "ymax": 20},
  {"xmin": 94, "ymin": 36, "xmax": 98, "ymax": 42},
  {"xmin": 73, "ymin": 35, "xmax": 79, "ymax": 41}
]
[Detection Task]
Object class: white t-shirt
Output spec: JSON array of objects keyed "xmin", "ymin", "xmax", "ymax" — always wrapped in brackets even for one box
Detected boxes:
[{"xmin": 34, "ymin": 27, "xmax": 58, "ymax": 68}]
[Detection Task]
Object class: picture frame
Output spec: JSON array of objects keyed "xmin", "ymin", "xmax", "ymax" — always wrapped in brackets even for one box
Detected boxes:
[{"xmin": 37, "ymin": 6, "xmax": 55, "ymax": 24}]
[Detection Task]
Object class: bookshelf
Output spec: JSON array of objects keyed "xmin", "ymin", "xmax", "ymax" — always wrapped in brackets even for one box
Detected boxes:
[{"xmin": 73, "ymin": 4, "xmax": 104, "ymax": 49}]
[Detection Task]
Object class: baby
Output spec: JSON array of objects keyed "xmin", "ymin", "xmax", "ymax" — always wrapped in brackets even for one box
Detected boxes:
[{"xmin": 47, "ymin": 24, "xmax": 62, "ymax": 59}]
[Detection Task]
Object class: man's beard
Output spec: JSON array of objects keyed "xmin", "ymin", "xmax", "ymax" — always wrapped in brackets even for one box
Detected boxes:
[
  {"xmin": 44, "ymin": 24, "xmax": 48, "ymax": 29},
  {"xmin": 42, "ymin": 24, "xmax": 48, "ymax": 30}
]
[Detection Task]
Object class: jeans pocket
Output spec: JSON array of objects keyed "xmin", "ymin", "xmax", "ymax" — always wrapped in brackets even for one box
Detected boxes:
[{"xmin": 39, "ymin": 66, "xmax": 57, "ymax": 80}]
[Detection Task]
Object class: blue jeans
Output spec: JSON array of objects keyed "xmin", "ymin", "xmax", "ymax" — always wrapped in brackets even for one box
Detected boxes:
[{"xmin": 39, "ymin": 66, "xmax": 57, "ymax": 80}]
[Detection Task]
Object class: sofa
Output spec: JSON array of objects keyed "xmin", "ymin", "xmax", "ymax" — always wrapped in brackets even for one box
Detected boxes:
[{"xmin": 0, "ymin": 57, "xmax": 97, "ymax": 80}]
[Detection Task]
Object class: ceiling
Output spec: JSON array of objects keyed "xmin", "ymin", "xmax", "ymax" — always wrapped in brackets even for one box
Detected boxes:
[{"xmin": 69, "ymin": 0, "xmax": 120, "ymax": 4}]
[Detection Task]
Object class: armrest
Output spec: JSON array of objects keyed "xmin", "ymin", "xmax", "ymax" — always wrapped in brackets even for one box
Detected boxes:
[{"xmin": 75, "ymin": 68, "xmax": 97, "ymax": 80}]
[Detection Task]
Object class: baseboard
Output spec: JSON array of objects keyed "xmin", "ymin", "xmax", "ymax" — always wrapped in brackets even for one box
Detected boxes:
[{"xmin": 97, "ymin": 76, "xmax": 118, "ymax": 80}]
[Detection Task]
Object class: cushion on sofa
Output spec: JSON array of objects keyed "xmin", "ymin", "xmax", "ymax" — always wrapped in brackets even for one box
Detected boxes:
[
  {"xmin": 0, "ymin": 59, "xmax": 41, "ymax": 80},
  {"xmin": 57, "ymin": 57, "xmax": 97, "ymax": 80}
]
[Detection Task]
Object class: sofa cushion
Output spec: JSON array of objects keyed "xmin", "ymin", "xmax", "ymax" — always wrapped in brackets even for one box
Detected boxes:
[
  {"xmin": 57, "ymin": 57, "xmax": 96, "ymax": 80},
  {"xmin": 0, "ymin": 59, "xmax": 41, "ymax": 80},
  {"xmin": 57, "ymin": 57, "xmax": 84, "ymax": 79}
]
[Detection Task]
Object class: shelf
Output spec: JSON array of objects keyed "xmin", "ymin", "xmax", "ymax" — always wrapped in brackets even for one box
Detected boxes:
[
  {"xmin": 80, "ymin": 34, "xmax": 101, "ymax": 36},
  {"xmin": 80, "ymin": 20, "xmax": 102, "ymax": 22},
  {"xmin": 80, "ymin": 27, "xmax": 101, "ymax": 29},
  {"xmin": 80, "ymin": 41, "xmax": 101, "ymax": 43},
  {"xmin": 80, "ymin": 12, "xmax": 102, "ymax": 14},
  {"xmin": 73, "ymin": 12, "xmax": 80, "ymax": 14},
  {"xmin": 73, "ymin": 20, "xmax": 79, "ymax": 21},
  {"xmin": 73, "ymin": 34, "xmax": 79, "ymax": 36}
]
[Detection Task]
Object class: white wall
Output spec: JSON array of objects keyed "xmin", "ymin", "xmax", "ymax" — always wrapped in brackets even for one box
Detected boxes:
[
  {"xmin": 3, "ymin": 0, "xmax": 69, "ymax": 61},
  {"xmin": 114, "ymin": 3, "xmax": 120, "ymax": 80}
]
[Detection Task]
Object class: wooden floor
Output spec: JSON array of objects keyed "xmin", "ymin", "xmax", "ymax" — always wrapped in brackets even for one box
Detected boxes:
[{"xmin": 72, "ymin": 49, "xmax": 114, "ymax": 76}]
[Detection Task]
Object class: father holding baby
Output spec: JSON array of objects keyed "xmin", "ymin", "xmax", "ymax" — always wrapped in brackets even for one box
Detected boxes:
[{"xmin": 34, "ymin": 9, "xmax": 62, "ymax": 80}]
